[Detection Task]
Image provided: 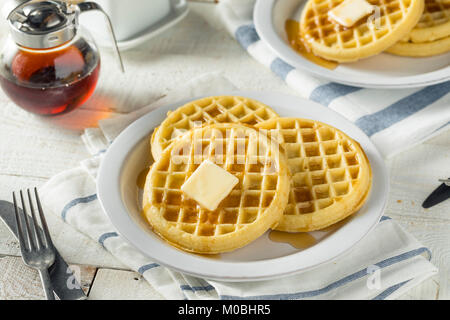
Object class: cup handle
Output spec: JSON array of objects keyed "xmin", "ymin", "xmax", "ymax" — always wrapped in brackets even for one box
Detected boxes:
[{"xmin": 77, "ymin": 1, "xmax": 125, "ymax": 73}]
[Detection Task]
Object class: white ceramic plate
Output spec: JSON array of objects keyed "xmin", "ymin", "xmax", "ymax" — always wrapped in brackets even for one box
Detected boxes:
[
  {"xmin": 97, "ymin": 91, "xmax": 389, "ymax": 282},
  {"xmin": 254, "ymin": 0, "xmax": 450, "ymax": 89}
]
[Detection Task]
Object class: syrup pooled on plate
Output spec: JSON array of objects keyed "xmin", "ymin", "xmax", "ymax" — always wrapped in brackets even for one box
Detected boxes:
[
  {"xmin": 269, "ymin": 230, "xmax": 318, "ymax": 249},
  {"xmin": 137, "ymin": 167, "xmax": 151, "ymax": 190},
  {"xmin": 285, "ymin": 19, "xmax": 338, "ymax": 70}
]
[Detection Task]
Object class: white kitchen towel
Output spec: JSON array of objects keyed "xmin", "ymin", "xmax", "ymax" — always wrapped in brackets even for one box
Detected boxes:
[
  {"xmin": 40, "ymin": 73, "xmax": 437, "ymax": 300},
  {"xmin": 218, "ymin": 0, "xmax": 450, "ymax": 158}
]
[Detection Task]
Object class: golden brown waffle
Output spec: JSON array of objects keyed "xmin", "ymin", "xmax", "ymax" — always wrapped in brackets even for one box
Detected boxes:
[
  {"xmin": 387, "ymin": 0, "xmax": 450, "ymax": 56},
  {"xmin": 407, "ymin": 0, "xmax": 450, "ymax": 42},
  {"xmin": 151, "ymin": 96, "xmax": 279, "ymax": 161},
  {"xmin": 299, "ymin": 0, "xmax": 425, "ymax": 62},
  {"xmin": 387, "ymin": 34, "xmax": 450, "ymax": 56},
  {"xmin": 143, "ymin": 123, "xmax": 290, "ymax": 254},
  {"xmin": 256, "ymin": 118, "xmax": 372, "ymax": 232}
]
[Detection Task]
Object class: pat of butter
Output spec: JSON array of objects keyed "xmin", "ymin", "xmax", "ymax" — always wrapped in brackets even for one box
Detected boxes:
[
  {"xmin": 328, "ymin": 0, "xmax": 375, "ymax": 28},
  {"xmin": 181, "ymin": 160, "xmax": 239, "ymax": 211}
]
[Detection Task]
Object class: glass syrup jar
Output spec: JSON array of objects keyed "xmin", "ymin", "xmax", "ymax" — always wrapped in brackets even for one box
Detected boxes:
[{"xmin": 0, "ymin": 0, "xmax": 123, "ymax": 116}]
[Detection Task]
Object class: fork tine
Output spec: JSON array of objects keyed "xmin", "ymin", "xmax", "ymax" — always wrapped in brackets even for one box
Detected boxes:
[
  {"xmin": 34, "ymin": 188, "xmax": 54, "ymax": 249},
  {"xmin": 13, "ymin": 192, "xmax": 27, "ymax": 251},
  {"xmin": 27, "ymin": 189, "xmax": 44, "ymax": 249},
  {"xmin": 20, "ymin": 190, "xmax": 36, "ymax": 251}
]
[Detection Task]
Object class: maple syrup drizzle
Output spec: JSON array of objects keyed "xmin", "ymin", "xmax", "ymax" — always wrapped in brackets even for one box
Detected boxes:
[
  {"xmin": 285, "ymin": 19, "xmax": 338, "ymax": 70},
  {"xmin": 269, "ymin": 230, "xmax": 318, "ymax": 249},
  {"xmin": 319, "ymin": 216, "xmax": 352, "ymax": 233},
  {"xmin": 136, "ymin": 167, "xmax": 150, "ymax": 190}
]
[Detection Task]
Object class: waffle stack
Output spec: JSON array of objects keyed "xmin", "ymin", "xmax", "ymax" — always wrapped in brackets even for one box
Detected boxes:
[
  {"xmin": 295, "ymin": 0, "xmax": 448, "ymax": 62},
  {"xmin": 299, "ymin": 0, "xmax": 424, "ymax": 62},
  {"xmin": 142, "ymin": 96, "xmax": 372, "ymax": 254},
  {"xmin": 387, "ymin": 0, "xmax": 450, "ymax": 56}
]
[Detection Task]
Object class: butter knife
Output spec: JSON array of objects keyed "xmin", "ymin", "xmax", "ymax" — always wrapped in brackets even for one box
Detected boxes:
[
  {"xmin": 0, "ymin": 200, "xmax": 87, "ymax": 300},
  {"xmin": 422, "ymin": 178, "xmax": 450, "ymax": 209}
]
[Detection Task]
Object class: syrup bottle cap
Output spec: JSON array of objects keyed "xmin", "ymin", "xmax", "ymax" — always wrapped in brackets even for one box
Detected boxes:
[
  {"xmin": 6, "ymin": 0, "xmax": 124, "ymax": 71},
  {"xmin": 8, "ymin": 0, "xmax": 79, "ymax": 49}
]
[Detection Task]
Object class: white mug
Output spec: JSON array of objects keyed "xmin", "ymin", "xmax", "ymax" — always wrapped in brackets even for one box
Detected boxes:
[{"xmin": 80, "ymin": 0, "xmax": 173, "ymax": 41}]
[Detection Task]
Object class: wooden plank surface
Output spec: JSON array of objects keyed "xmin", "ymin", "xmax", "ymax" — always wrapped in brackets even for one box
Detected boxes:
[
  {"xmin": 385, "ymin": 136, "xmax": 450, "ymax": 300},
  {"xmin": 88, "ymin": 269, "xmax": 164, "ymax": 300},
  {"xmin": 0, "ymin": 1, "xmax": 448, "ymax": 300},
  {"xmin": 0, "ymin": 256, "xmax": 96, "ymax": 300}
]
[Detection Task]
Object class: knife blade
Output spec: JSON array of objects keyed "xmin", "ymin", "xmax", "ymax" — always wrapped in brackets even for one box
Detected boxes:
[
  {"xmin": 0, "ymin": 200, "xmax": 87, "ymax": 300},
  {"xmin": 422, "ymin": 178, "xmax": 450, "ymax": 209}
]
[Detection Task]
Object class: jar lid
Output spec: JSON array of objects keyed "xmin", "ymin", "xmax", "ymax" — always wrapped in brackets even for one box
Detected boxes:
[{"xmin": 7, "ymin": 0, "xmax": 79, "ymax": 49}]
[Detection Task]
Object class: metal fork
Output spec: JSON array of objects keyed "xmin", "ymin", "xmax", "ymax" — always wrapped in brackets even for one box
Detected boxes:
[{"xmin": 13, "ymin": 188, "xmax": 56, "ymax": 300}]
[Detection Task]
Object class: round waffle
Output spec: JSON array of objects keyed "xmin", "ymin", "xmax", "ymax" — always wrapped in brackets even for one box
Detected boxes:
[
  {"xmin": 151, "ymin": 96, "xmax": 279, "ymax": 161},
  {"xmin": 299, "ymin": 0, "xmax": 425, "ymax": 62},
  {"xmin": 386, "ymin": 34, "xmax": 450, "ymax": 56},
  {"xmin": 256, "ymin": 118, "xmax": 372, "ymax": 232},
  {"xmin": 387, "ymin": 0, "xmax": 450, "ymax": 56},
  {"xmin": 406, "ymin": 0, "xmax": 450, "ymax": 42},
  {"xmin": 143, "ymin": 123, "xmax": 290, "ymax": 254}
]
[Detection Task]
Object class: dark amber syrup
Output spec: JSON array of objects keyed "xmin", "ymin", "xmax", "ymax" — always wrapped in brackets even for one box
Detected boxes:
[{"xmin": 0, "ymin": 38, "xmax": 100, "ymax": 116}]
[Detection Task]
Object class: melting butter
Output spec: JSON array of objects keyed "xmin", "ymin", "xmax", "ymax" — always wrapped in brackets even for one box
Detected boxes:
[{"xmin": 285, "ymin": 20, "xmax": 338, "ymax": 70}]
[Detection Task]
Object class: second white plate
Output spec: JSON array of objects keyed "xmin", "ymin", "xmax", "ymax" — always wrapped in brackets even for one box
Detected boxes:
[
  {"xmin": 97, "ymin": 91, "xmax": 389, "ymax": 282},
  {"xmin": 254, "ymin": 0, "xmax": 450, "ymax": 89}
]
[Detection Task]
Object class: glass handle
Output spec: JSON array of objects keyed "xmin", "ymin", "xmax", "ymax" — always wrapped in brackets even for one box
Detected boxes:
[{"xmin": 78, "ymin": 1, "xmax": 125, "ymax": 73}]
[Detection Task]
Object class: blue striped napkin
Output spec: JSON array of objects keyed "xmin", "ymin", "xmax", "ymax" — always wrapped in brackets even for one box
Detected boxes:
[
  {"xmin": 40, "ymin": 73, "xmax": 437, "ymax": 300},
  {"xmin": 218, "ymin": 0, "xmax": 450, "ymax": 158}
]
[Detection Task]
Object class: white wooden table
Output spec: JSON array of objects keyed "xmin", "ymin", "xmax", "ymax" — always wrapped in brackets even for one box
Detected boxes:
[{"xmin": 0, "ymin": 1, "xmax": 448, "ymax": 300}]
